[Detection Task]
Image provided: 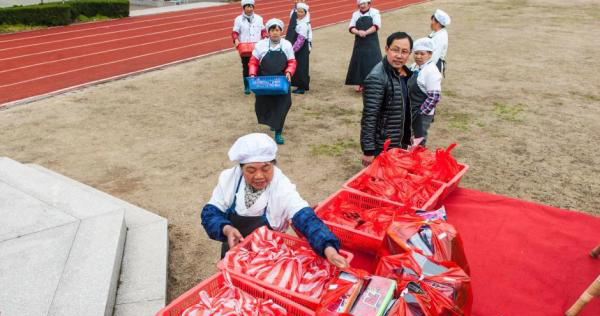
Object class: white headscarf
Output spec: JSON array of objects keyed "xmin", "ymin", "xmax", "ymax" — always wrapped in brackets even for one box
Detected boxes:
[
  {"xmin": 228, "ymin": 133, "xmax": 278, "ymax": 164},
  {"xmin": 357, "ymin": 0, "xmax": 371, "ymax": 5},
  {"xmin": 413, "ymin": 37, "xmax": 435, "ymax": 52},
  {"xmin": 265, "ymin": 18, "xmax": 285, "ymax": 31},
  {"xmin": 241, "ymin": 0, "xmax": 254, "ymax": 7},
  {"xmin": 433, "ymin": 9, "xmax": 451, "ymax": 27},
  {"xmin": 296, "ymin": 2, "xmax": 309, "ymax": 12}
]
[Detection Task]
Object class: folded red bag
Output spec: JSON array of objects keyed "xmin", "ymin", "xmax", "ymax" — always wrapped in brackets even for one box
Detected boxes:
[
  {"xmin": 375, "ymin": 251, "xmax": 472, "ymax": 316},
  {"xmin": 381, "ymin": 215, "xmax": 470, "ymax": 275},
  {"xmin": 316, "ymin": 268, "xmax": 369, "ymax": 315}
]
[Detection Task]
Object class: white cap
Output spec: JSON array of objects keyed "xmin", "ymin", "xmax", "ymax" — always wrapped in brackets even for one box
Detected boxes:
[
  {"xmin": 265, "ymin": 18, "xmax": 285, "ymax": 31},
  {"xmin": 228, "ymin": 133, "xmax": 278, "ymax": 164},
  {"xmin": 296, "ymin": 2, "xmax": 309, "ymax": 12},
  {"xmin": 241, "ymin": 0, "xmax": 254, "ymax": 7},
  {"xmin": 413, "ymin": 37, "xmax": 435, "ymax": 52},
  {"xmin": 357, "ymin": 0, "xmax": 371, "ymax": 4},
  {"xmin": 433, "ymin": 9, "xmax": 451, "ymax": 26}
]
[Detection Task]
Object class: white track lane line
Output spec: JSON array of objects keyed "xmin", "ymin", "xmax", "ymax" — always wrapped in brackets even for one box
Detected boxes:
[
  {"xmin": 0, "ymin": 0, "xmax": 353, "ymax": 66},
  {"xmin": 0, "ymin": 7, "xmax": 355, "ymax": 74},
  {"xmin": 0, "ymin": 0, "xmax": 426, "ymax": 105},
  {"xmin": 0, "ymin": 0, "xmax": 302, "ymax": 44},
  {"xmin": 0, "ymin": 0, "xmax": 351, "ymax": 52},
  {"xmin": 0, "ymin": 36, "xmax": 227, "ymax": 88}
]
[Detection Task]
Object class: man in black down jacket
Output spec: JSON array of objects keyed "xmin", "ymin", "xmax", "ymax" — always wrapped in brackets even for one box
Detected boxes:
[{"xmin": 360, "ymin": 32, "xmax": 413, "ymax": 167}]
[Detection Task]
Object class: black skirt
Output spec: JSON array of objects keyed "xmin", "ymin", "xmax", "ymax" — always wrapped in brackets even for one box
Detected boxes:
[
  {"xmin": 291, "ymin": 41, "xmax": 310, "ymax": 90},
  {"xmin": 255, "ymin": 49, "xmax": 292, "ymax": 131},
  {"xmin": 345, "ymin": 16, "xmax": 382, "ymax": 85}
]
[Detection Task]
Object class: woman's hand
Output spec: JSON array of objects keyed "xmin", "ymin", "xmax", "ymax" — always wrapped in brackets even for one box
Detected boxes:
[
  {"xmin": 286, "ymin": 72, "xmax": 292, "ymax": 82},
  {"xmin": 324, "ymin": 246, "xmax": 349, "ymax": 268},
  {"xmin": 223, "ymin": 225, "xmax": 244, "ymax": 249},
  {"xmin": 234, "ymin": 39, "xmax": 240, "ymax": 47}
]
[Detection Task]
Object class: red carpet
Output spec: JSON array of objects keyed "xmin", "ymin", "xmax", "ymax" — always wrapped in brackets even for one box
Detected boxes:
[
  {"xmin": 445, "ymin": 189, "xmax": 600, "ymax": 316},
  {"xmin": 350, "ymin": 189, "xmax": 600, "ymax": 315}
]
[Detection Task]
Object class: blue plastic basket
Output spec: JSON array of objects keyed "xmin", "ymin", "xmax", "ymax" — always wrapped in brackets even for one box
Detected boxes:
[{"xmin": 247, "ymin": 76, "xmax": 290, "ymax": 96}]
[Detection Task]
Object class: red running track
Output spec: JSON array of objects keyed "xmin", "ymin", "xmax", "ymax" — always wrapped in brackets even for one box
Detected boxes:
[{"xmin": 0, "ymin": 0, "xmax": 426, "ymax": 107}]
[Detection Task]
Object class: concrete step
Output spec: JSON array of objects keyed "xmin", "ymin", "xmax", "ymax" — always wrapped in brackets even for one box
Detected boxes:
[
  {"xmin": 48, "ymin": 210, "xmax": 126, "ymax": 316},
  {"xmin": 0, "ymin": 172, "xmax": 126, "ymax": 316},
  {"xmin": 27, "ymin": 163, "xmax": 168, "ymax": 315}
]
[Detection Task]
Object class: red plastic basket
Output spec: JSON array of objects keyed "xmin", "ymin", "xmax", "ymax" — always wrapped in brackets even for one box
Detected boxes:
[
  {"xmin": 237, "ymin": 42, "xmax": 255, "ymax": 57},
  {"xmin": 343, "ymin": 171, "xmax": 445, "ymax": 211},
  {"xmin": 156, "ymin": 272, "xmax": 314, "ymax": 316},
  {"xmin": 299, "ymin": 189, "xmax": 415, "ymax": 254},
  {"xmin": 435, "ymin": 163, "xmax": 469, "ymax": 206},
  {"xmin": 389, "ymin": 148, "xmax": 469, "ymax": 208},
  {"xmin": 218, "ymin": 229, "xmax": 354, "ymax": 309}
]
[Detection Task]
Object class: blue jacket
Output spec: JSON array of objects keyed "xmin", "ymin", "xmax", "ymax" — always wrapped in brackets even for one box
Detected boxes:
[{"xmin": 201, "ymin": 204, "xmax": 340, "ymax": 257}]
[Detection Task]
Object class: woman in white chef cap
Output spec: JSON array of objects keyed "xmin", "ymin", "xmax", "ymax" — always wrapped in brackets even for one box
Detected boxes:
[
  {"xmin": 289, "ymin": 2, "xmax": 312, "ymax": 94},
  {"xmin": 201, "ymin": 133, "xmax": 349, "ymax": 268},
  {"xmin": 429, "ymin": 9, "xmax": 451, "ymax": 76},
  {"xmin": 409, "ymin": 37, "xmax": 442, "ymax": 147},
  {"xmin": 249, "ymin": 19, "xmax": 297, "ymax": 145},
  {"xmin": 286, "ymin": 0, "xmax": 312, "ymax": 46},
  {"xmin": 345, "ymin": 0, "xmax": 382, "ymax": 93},
  {"xmin": 232, "ymin": 0, "xmax": 267, "ymax": 95}
]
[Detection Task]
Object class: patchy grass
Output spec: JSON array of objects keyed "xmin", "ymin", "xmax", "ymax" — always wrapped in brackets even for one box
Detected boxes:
[
  {"xmin": 447, "ymin": 112, "xmax": 472, "ymax": 132},
  {"xmin": 444, "ymin": 89, "xmax": 459, "ymax": 98},
  {"xmin": 304, "ymin": 105, "xmax": 357, "ymax": 117},
  {"xmin": 309, "ymin": 139, "xmax": 360, "ymax": 157},
  {"xmin": 0, "ymin": 24, "xmax": 45, "ymax": 34},
  {"xmin": 570, "ymin": 91, "xmax": 600, "ymax": 102},
  {"xmin": 493, "ymin": 101, "xmax": 524, "ymax": 121}
]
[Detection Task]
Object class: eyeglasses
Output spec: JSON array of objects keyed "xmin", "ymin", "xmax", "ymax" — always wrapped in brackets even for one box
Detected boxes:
[{"xmin": 389, "ymin": 48, "xmax": 411, "ymax": 56}]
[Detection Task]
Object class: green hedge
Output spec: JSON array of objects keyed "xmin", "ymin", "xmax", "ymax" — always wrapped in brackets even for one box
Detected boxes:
[
  {"xmin": 0, "ymin": 3, "xmax": 73, "ymax": 27},
  {"xmin": 69, "ymin": 0, "xmax": 129, "ymax": 19},
  {"xmin": 0, "ymin": 0, "xmax": 129, "ymax": 28}
]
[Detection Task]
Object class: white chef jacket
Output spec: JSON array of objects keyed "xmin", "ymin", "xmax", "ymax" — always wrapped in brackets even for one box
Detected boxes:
[
  {"xmin": 290, "ymin": 9, "xmax": 312, "ymax": 42},
  {"xmin": 295, "ymin": 18, "xmax": 311, "ymax": 40},
  {"xmin": 428, "ymin": 28, "xmax": 448, "ymax": 67},
  {"xmin": 348, "ymin": 9, "xmax": 382, "ymax": 30},
  {"xmin": 410, "ymin": 60, "xmax": 442, "ymax": 115},
  {"xmin": 252, "ymin": 38, "xmax": 295, "ymax": 62},
  {"xmin": 207, "ymin": 166, "xmax": 309, "ymax": 231},
  {"xmin": 233, "ymin": 14, "xmax": 265, "ymax": 43}
]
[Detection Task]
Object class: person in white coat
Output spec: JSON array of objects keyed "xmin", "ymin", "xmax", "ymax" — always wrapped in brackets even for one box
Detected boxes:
[
  {"xmin": 408, "ymin": 38, "xmax": 442, "ymax": 146},
  {"xmin": 201, "ymin": 133, "xmax": 349, "ymax": 268},
  {"xmin": 232, "ymin": 0, "xmax": 267, "ymax": 94},
  {"xmin": 428, "ymin": 9, "xmax": 451, "ymax": 76}
]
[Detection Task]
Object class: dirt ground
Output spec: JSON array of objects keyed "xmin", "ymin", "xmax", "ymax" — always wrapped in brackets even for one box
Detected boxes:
[{"xmin": 1, "ymin": 0, "xmax": 599, "ymax": 302}]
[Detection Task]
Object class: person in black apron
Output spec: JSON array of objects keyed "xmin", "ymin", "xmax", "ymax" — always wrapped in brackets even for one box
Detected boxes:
[
  {"xmin": 248, "ymin": 19, "xmax": 297, "ymax": 145},
  {"xmin": 201, "ymin": 133, "xmax": 349, "ymax": 268},
  {"xmin": 345, "ymin": 0, "xmax": 382, "ymax": 92},
  {"xmin": 289, "ymin": 3, "xmax": 311, "ymax": 94},
  {"xmin": 219, "ymin": 175, "xmax": 271, "ymax": 257},
  {"xmin": 232, "ymin": 0, "xmax": 266, "ymax": 95},
  {"xmin": 408, "ymin": 38, "xmax": 442, "ymax": 147}
]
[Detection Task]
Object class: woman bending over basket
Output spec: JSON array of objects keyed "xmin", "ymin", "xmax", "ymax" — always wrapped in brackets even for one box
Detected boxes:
[
  {"xmin": 248, "ymin": 19, "xmax": 297, "ymax": 145},
  {"xmin": 201, "ymin": 133, "xmax": 349, "ymax": 268}
]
